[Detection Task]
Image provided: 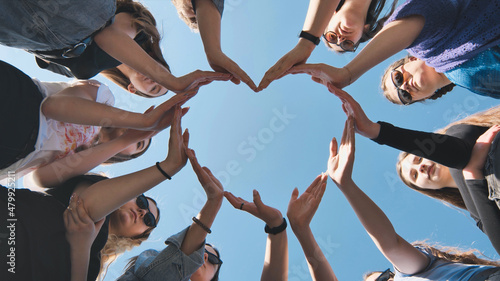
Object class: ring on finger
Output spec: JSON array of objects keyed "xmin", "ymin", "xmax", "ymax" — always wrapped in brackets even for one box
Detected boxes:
[{"xmin": 239, "ymin": 203, "xmax": 244, "ymax": 210}]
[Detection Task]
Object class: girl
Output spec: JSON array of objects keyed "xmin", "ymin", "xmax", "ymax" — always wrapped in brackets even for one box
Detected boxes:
[
  {"xmin": 327, "ymin": 116, "xmax": 500, "ymax": 281},
  {"xmin": 329, "ymin": 85, "xmax": 500, "ymax": 255},
  {"xmin": 0, "ymin": 60, "xmax": 190, "ymax": 186},
  {"xmin": 257, "ymin": 0, "xmax": 397, "ymax": 91},
  {"xmin": 0, "ymin": 0, "xmax": 231, "ymax": 94},
  {"xmin": 0, "ymin": 107, "xmax": 188, "ymax": 281},
  {"xmin": 284, "ymin": 0, "xmax": 500, "ymax": 103}
]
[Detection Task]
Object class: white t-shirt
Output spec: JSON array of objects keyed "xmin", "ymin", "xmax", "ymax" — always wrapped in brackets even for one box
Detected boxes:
[{"xmin": 0, "ymin": 79, "xmax": 115, "ymax": 182}]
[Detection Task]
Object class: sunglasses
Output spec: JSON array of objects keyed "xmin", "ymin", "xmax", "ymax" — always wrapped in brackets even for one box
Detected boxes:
[
  {"xmin": 390, "ymin": 66, "xmax": 413, "ymax": 105},
  {"xmin": 205, "ymin": 248, "xmax": 223, "ymax": 278},
  {"xmin": 136, "ymin": 195, "xmax": 157, "ymax": 228},
  {"xmin": 323, "ymin": 31, "xmax": 359, "ymax": 52},
  {"xmin": 375, "ymin": 268, "xmax": 394, "ymax": 281}
]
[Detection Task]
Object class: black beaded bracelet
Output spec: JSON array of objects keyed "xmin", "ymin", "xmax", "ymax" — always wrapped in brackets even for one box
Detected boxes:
[
  {"xmin": 155, "ymin": 162, "xmax": 172, "ymax": 180},
  {"xmin": 264, "ymin": 218, "xmax": 287, "ymax": 235},
  {"xmin": 299, "ymin": 30, "xmax": 320, "ymax": 45},
  {"xmin": 192, "ymin": 217, "xmax": 212, "ymax": 234}
]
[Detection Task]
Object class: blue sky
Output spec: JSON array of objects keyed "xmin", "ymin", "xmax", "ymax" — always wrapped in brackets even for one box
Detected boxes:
[{"xmin": 1, "ymin": 0, "xmax": 498, "ymax": 280}]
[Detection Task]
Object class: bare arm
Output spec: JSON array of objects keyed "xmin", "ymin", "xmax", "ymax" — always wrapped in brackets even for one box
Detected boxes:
[
  {"xmin": 74, "ymin": 107, "xmax": 189, "ymax": 222},
  {"xmin": 180, "ymin": 149, "xmax": 224, "ymax": 255},
  {"xmin": 94, "ymin": 13, "xmax": 232, "ymax": 94},
  {"xmin": 328, "ymin": 117, "xmax": 429, "ymax": 274},
  {"xmin": 42, "ymin": 82, "xmax": 195, "ymax": 130},
  {"xmin": 194, "ymin": 0, "xmax": 257, "ymax": 90},
  {"xmin": 225, "ymin": 190, "xmax": 288, "ymax": 281},
  {"xmin": 32, "ymin": 129, "xmax": 153, "ymax": 187},
  {"xmin": 287, "ymin": 175, "xmax": 337, "ymax": 281},
  {"xmin": 257, "ymin": 0, "xmax": 340, "ymax": 90}
]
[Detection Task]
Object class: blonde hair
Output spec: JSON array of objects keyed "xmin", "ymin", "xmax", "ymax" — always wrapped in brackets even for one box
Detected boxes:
[
  {"xmin": 98, "ymin": 196, "xmax": 160, "ymax": 280},
  {"xmin": 100, "ymin": 0, "xmax": 170, "ymax": 98},
  {"xmin": 396, "ymin": 105, "xmax": 500, "ymax": 209}
]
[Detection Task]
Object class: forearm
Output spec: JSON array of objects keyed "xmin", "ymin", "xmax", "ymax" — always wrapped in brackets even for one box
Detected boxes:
[
  {"xmin": 293, "ymin": 227, "xmax": 337, "ymax": 281},
  {"xmin": 345, "ymin": 17, "xmax": 424, "ymax": 82},
  {"xmin": 33, "ymin": 137, "xmax": 132, "ymax": 187},
  {"xmin": 261, "ymin": 230, "xmax": 288, "ymax": 281},
  {"xmin": 94, "ymin": 27, "xmax": 178, "ymax": 91},
  {"xmin": 195, "ymin": 0, "xmax": 222, "ymax": 55},
  {"xmin": 42, "ymin": 96, "xmax": 145, "ymax": 129},
  {"xmin": 338, "ymin": 180, "xmax": 399, "ymax": 251},
  {"xmin": 70, "ymin": 246, "xmax": 90, "ymax": 281},
  {"xmin": 373, "ymin": 122, "xmax": 474, "ymax": 169},
  {"xmin": 80, "ymin": 160, "xmax": 180, "ymax": 221},
  {"xmin": 180, "ymin": 197, "xmax": 223, "ymax": 255}
]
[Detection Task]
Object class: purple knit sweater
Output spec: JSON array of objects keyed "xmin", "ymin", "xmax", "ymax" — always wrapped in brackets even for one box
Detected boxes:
[{"xmin": 386, "ymin": 0, "xmax": 500, "ymax": 72}]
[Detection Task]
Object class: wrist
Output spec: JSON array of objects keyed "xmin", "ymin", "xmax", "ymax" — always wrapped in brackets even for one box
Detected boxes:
[
  {"xmin": 158, "ymin": 160, "xmax": 180, "ymax": 177},
  {"xmin": 297, "ymin": 38, "xmax": 316, "ymax": 54},
  {"xmin": 367, "ymin": 122, "xmax": 381, "ymax": 139},
  {"xmin": 266, "ymin": 215, "xmax": 284, "ymax": 228}
]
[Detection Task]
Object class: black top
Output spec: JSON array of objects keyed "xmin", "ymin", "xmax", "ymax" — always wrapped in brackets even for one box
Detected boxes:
[
  {"xmin": 35, "ymin": 6, "xmax": 150, "ymax": 79},
  {"xmin": 47, "ymin": 175, "xmax": 110, "ymax": 281},
  {"xmin": 373, "ymin": 122, "xmax": 500, "ymax": 255},
  {"xmin": 0, "ymin": 175, "xmax": 109, "ymax": 281}
]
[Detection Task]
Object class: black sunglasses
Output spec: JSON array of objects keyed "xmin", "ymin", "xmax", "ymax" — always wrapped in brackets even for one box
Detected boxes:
[
  {"xmin": 136, "ymin": 195, "xmax": 157, "ymax": 228},
  {"xmin": 390, "ymin": 65, "xmax": 413, "ymax": 105},
  {"xmin": 205, "ymin": 248, "xmax": 223, "ymax": 278},
  {"xmin": 375, "ymin": 268, "xmax": 394, "ymax": 281},
  {"xmin": 323, "ymin": 31, "xmax": 359, "ymax": 52}
]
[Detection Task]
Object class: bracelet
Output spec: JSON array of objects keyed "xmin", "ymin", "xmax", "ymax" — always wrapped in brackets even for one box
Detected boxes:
[
  {"xmin": 264, "ymin": 218, "xmax": 287, "ymax": 235},
  {"xmin": 155, "ymin": 162, "xmax": 172, "ymax": 180},
  {"xmin": 299, "ymin": 30, "xmax": 320, "ymax": 46},
  {"xmin": 344, "ymin": 65, "xmax": 353, "ymax": 85},
  {"xmin": 192, "ymin": 217, "xmax": 212, "ymax": 234}
]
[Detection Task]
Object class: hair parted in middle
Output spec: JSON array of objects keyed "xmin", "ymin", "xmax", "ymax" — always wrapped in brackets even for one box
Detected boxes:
[{"xmin": 396, "ymin": 105, "xmax": 500, "ymax": 209}]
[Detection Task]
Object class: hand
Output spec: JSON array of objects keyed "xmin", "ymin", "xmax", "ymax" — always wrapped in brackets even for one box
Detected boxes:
[
  {"xmin": 206, "ymin": 51, "xmax": 257, "ymax": 91},
  {"xmin": 186, "ymin": 148, "xmax": 224, "ymax": 201},
  {"xmin": 327, "ymin": 116, "xmax": 356, "ymax": 187},
  {"xmin": 172, "ymin": 70, "xmax": 233, "ymax": 94},
  {"xmin": 257, "ymin": 41, "xmax": 314, "ymax": 91},
  {"xmin": 224, "ymin": 190, "xmax": 283, "ymax": 227},
  {"xmin": 285, "ymin": 63, "xmax": 351, "ymax": 89},
  {"xmin": 463, "ymin": 125, "xmax": 500, "ymax": 179},
  {"xmin": 144, "ymin": 90, "xmax": 197, "ymax": 131},
  {"xmin": 327, "ymin": 84, "xmax": 380, "ymax": 139},
  {"xmin": 287, "ymin": 174, "xmax": 327, "ymax": 232},
  {"xmin": 64, "ymin": 194, "xmax": 105, "ymax": 250},
  {"xmin": 164, "ymin": 106, "xmax": 190, "ymax": 175}
]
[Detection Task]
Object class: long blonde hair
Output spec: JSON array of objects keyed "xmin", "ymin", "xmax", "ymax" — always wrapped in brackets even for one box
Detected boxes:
[
  {"xmin": 396, "ymin": 106, "xmax": 500, "ymax": 209},
  {"xmin": 100, "ymin": 0, "xmax": 170, "ymax": 98},
  {"xmin": 98, "ymin": 196, "xmax": 160, "ymax": 280}
]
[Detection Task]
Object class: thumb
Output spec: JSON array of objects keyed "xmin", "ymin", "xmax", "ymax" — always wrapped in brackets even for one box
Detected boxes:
[
  {"xmin": 290, "ymin": 187, "xmax": 299, "ymax": 201},
  {"xmin": 253, "ymin": 189, "xmax": 264, "ymax": 208}
]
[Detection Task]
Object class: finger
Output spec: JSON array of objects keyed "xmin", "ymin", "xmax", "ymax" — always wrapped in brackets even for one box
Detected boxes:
[
  {"xmin": 341, "ymin": 102, "xmax": 349, "ymax": 116},
  {"xmin": 183, "ymin": 128, "xmax": 189, "ymax": 148},
  {"xmin": 230, "ymin": 76, "xmax": 241, "ymax": 85},
  {"xmin": 313, "ymin": 174, "xmax": 328, "ymax": 197},
  {"xmin": 75, "ymin": 199, "xmax": 93, "ymax": 224},
  {"xmin": 304, "ymin": 175, "xmax": 322, "ymax": 194},
  {"xmin": 186, "ymin": 149, "xmax": 209, "ymax": 184},
  {"xmin": 330, "ymin": 137, "xmax": 338, "ymax": 158},
  {"xmin": 223, "ymin": 191, "xmax": 245, "ymax": 208},
  {"xmin": 311, "ymin": 76, "xmax": 323, "ymax": 84},
  {"xmin": 204, "ymin": 167, "xmax": 224, "ymax": 190},
  {"xmin": 252, "ymin": 189, "xmax": 265, "ymax": 210},
  {"xmin": 290, "ymin": 187, "xmax": 299, "ymax": 201},
  {"xmin": 346, "ymin": 116, "xmax": 355, "ymax": 144},
  {"xmin": 340, "ymin": 117, "xmax": 351, "ymax": 145}
]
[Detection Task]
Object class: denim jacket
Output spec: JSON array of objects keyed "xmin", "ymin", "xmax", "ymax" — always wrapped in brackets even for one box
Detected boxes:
[{"xmin": 117, "ymin": 227, "xmax": 205, "ymax": 281}]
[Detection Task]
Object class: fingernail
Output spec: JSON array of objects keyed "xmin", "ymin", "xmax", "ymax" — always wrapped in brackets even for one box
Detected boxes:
[{"xmin": 253, "ymin": 190, "xmax": 258, "ymax": 196}]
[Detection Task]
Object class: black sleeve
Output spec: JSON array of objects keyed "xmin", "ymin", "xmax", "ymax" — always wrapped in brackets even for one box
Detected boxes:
[
  {"xmin": 373, "ymin": 122, "xmax": 488, "ymax": 169},
  {"xmin": 35, "ymin": 57, "xmax": 75, "ymax": 78},
  {"xmin": 465, "ymin": 179, "xmax": 500, "ymax": 255}
]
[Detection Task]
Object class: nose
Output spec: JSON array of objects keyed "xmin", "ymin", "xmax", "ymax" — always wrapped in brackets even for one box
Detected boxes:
[
  {"xmin": 419, "ymin": 163, "xmax": 428, "ymax": 174},
  {"xmin": 137, "ymin": 208, "xmax": 147, "ymax": 217}
]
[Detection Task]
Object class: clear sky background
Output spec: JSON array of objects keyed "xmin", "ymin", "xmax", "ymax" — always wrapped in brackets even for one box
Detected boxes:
[{"xmin": 1, "ymin": 0, "xmax": 499, "ymax": 280}]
